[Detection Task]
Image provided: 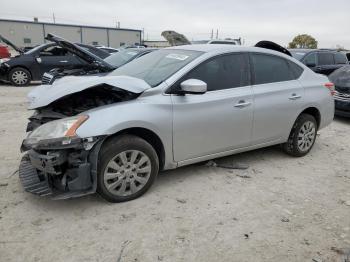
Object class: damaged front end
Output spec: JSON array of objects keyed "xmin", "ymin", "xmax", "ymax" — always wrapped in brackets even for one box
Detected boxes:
[
  {"xmin": 26, "ymin": 83, "xmax": 138, "ymax": 132},
  {"xmin": 20, "ymin": 135, "xmax": 105, "ymax": 199},
  {"xmin": 20, "ymin": 75, "xmax": 151, "ymax": 199},
  {"xmin": 20, "ymin": 113, "xmax": 106, "ymax": 199}
]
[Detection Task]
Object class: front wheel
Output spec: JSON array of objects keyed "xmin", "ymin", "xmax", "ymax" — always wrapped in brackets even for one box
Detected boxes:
[
  {"xmin": 282, "ymin": 114, "xmax": 318, "ymax": 157},
  {"xmin": 9, "ymin": 67, "xmax": 31, "ymax": 86},
  {"xmin": 97, "ymin": 135, "xmax": 159, "ymax": 203}
]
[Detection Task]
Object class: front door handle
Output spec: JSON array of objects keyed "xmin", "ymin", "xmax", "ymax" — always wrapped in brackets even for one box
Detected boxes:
[
  {"xmin": 289, "ymin": 94, "xmax": 302, "ymax": 100},
  {"xmin": 59, "ymin": 60, "xmax": 68, "ymax": 63},
  {"xmin": 234, "ymin": 100, "xmax": 251, "ymax": 108}
]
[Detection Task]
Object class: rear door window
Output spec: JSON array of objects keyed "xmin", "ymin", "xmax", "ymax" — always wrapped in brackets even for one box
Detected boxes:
[
  {"xmin": 251, "ymin": 53, "xmax": 294, "ymax": 85},
  {"xmin": 318, "ymin": 52, "xmax": 335, "ymax": 65},
  {"xmin": 334, "ymin": 53, "xmax": 348, "ymax": 64},
  {"xmin": 183, "ymin": 53, "xmax": 249, "ymax": 91}
]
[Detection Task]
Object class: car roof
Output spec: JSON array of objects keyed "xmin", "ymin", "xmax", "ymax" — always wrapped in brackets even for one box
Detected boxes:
[
  {"xmin": 289, "ymin": 48, "xmax": 345, "ymax": 54},
  {"xmin": 289, "ymin": 49, "xmax": 316, "ymax": 53},
  {"xmin": 165, "ymin": 44, "xmax": 291, "ymax": 57}
]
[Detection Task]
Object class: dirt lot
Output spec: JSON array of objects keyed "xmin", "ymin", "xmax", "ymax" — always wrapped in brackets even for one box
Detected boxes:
[{"xmin": 0, "ymin": 83, "xmax": 349, "ymax": 262}]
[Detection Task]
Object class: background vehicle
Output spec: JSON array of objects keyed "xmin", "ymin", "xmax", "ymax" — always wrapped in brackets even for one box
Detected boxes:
[
  {"xmin": 289, "ymin": 49, "xmax": 348, "ymax": 75},
  {"xmin": 329, "ymin": 65, "xmax": 350, "ymax": 117},
  {"xmin": 96, "ymin": 46, "xmax": 119, "ymax": 54},
  {"xmin": 104, "ymin": 48, "xmax": 157, "ymax": 68},
  {"xmin": 0, "ymin": 44, "xmax": 10, "ymax": 59},
  {"xmin": 20, "ymin": 44, "xmax": 334, "ymax": 203},
  {"xmin": 192, "ymin": 39, "xmax": 241, "ymax": 45},
  {"xmin": 0, "ymin": 36, "xmax": 111, "ymax": 86}
]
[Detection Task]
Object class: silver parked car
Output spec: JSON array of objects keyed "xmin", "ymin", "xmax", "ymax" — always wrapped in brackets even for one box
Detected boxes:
[{"xmin": 20, "ymin": 44, "xmax": 334, "ymax": 202}]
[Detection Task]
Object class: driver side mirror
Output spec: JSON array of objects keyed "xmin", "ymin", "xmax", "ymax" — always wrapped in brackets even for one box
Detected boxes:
[{"xmin": 179, "ymin": 79, "xmax": 207, "ymax": 95}]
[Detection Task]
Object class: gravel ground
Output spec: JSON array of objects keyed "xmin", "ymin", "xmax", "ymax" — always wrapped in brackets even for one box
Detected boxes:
[{"xmin": 0, "ymin": 83, "xmax": 349, "ymax": 262}]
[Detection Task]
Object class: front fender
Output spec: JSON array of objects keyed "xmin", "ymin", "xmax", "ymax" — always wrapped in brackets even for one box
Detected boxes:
[{"xmin": 75, "ymin": 95, "xmax": 174, "ymax": 168}]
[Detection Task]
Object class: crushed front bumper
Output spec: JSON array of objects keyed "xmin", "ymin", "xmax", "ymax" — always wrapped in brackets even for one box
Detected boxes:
[{"xmin": 19, "ymin": 137, "xmax": 104, "ymax": 199}]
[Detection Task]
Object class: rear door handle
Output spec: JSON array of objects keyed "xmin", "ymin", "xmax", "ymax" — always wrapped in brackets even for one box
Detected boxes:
[
  {"xmin": 289, "ymin": 94, "xmax": 302, "ymax": 100},
  {"xmin": 59, "ymin": 60, "xmax": 68, "ymax": 63},
  {"xmin": 234, "ymin": 100, "xmax": 251, "ymax": 108}
]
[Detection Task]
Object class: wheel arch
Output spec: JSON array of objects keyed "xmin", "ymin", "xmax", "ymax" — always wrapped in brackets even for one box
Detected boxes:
[
  {"xmin": 9, "ymin": 65, "xmax": 33, "ymax": 80},
  {"xmin": 101, "ymin": 127, "xmax": 166, "ymax": 170},
  {"xmin": 298, "ymin": 107, "xmax": 321, "ymax": 129}
]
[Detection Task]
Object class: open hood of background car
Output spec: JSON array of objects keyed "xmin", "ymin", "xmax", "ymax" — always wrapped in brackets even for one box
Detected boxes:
[
  {"xmin": 46, "ymin": 34, "xmax": 115, "ymax": 72},
  {"xmin": 255, "ymin": 41, "xmax": 292, "ymax": 57},
  {"xmin": 27, "ymin": 75, "xmax": 151, "ymax": 109},
  {"xmin": 0, "ymin": 34, "xmax": 24, "ymax": 54}
]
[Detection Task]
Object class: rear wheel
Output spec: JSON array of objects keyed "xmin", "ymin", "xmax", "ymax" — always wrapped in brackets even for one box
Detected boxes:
[
  {"xmin": 9, "ymin": 67, "xmax": 31, "ymax": 86},
  {"xmin": 97, "ymin": 135, "xmax": 159, "ymax": 202},
  {"xmin": 282, "ymin": 114, "xmax": 317, "ymax": 157}
]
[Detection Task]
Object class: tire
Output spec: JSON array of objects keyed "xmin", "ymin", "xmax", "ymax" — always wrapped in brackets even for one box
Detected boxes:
[
  {"xmin": 9, "ymin": 67, "xmax": 31, "ymax": 86},
  {"xmin": 282, "ymin": 114, "xmax": 318, "ymax": 157},
  {"xmin": 97, "ymin": 135, "xmax": 159, "ymax": 203}
]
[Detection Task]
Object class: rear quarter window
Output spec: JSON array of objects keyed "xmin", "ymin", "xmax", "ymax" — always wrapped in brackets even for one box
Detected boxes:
[
  {"xmin": 288, "ymin": 61, "xmax": 304, "ymax": 79},
  {"xmin": 334, "ymin": 53, "xmax": 348, "ymax": 64}
]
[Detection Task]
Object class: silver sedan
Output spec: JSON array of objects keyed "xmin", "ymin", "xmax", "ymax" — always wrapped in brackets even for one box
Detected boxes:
[{"xmin": 20, "ymin": 44, "xmax": 334, "ymax": 202}]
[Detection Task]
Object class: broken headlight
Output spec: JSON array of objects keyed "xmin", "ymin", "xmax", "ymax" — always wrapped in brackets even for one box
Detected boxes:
[{"xmin": 26, "ymin": 115, "xmax": 88, "ymax": 145}]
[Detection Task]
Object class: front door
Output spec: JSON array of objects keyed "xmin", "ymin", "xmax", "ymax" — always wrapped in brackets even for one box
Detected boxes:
[
  {"xmin": 36, "ymin": 45, "xmax": 78, "ymax": 76},
  {"xmin": 171, "ymin": 53, "xmax": 253, "ymax": 162}
]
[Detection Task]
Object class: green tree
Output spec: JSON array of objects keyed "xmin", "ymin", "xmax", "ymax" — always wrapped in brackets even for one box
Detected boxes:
[{"xmin": 288, "ymin": 34, "xmax": 318, "ymax": 49}]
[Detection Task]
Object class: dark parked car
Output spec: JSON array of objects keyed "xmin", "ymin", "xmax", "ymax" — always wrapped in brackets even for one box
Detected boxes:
[
  {"xmin": 289, "ymin": 49, "xmax": 348, "ymax": 75},
  {"xmin": 41, "ymin": 36, "xmax": 157, "ymax": 85},
  {"xmin": 104, "ymin": 48, "xmax": 157, "ymax": 68},
  {"xmin": 0, "ymin": 35, "xmax": 111, "ymax": 86},
  {"xmin": 329, "ymin": 65, "xmax": 350, "ymax": 117}
]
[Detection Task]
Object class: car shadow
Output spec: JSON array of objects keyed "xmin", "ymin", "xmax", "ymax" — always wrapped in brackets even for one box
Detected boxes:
[
  {"xmin": 334, "ymin": 115, "xmax": 350, "ymax": 124},
  {"xmin": 23, "ymin": 145, "xmax": 284, "ymax": 209},
  {"xmin": 0, "ymin": 80, "xmax": 41, "ymax": 87}
]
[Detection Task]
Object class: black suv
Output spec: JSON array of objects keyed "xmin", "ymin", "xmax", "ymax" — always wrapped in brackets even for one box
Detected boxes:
[{"xmin": 289, "ymin": 49, "xmax": 348, "ymax": 75}]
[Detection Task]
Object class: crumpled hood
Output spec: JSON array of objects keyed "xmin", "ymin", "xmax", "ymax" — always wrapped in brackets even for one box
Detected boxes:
[{"xmin": 28, "ymin": 75, "xmax": 151, "ymax": 109}]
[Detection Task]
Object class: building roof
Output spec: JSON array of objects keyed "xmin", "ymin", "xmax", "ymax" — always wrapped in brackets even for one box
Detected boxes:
[{"xmin": 0, "ymin": 19, "xmax": 141, "ymax": 33}]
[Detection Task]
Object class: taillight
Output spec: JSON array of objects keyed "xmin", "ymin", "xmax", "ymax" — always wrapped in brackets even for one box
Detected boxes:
[{"xmin": 324, "ymin": 82, "xmax": 335, "ymax": 96}]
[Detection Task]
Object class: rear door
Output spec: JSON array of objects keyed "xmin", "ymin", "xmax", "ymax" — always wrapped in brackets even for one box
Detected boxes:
[
  {"xmin": 316, "ymin": 52, "xmax": 336, "ymax": 75},
  {"xmin": 250, "ymin": 53, "xmax": 305, "ymax": 144},
  {"xmin": 172, "ymin": 53, "xmax": 253, "ymax": 162}
]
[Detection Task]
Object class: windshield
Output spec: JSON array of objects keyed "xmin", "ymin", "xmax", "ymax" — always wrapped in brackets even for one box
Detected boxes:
[
  {"xmin": 104, "ymin": 49, "xmax": 143, "ymax": 67},
  {"xmin": 290, "ymin": 50, "xmax": 307, "ymax": 61},
  {"xmin": 24, "ymin": 44, "xmax": 47, "ymax": 55},
  {"xmin": 109, "ymin": 49, "xmax": 203, "ymax": 87}
]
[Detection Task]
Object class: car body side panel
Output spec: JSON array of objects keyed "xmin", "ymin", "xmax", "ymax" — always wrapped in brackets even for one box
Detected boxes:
[
  {"xmin": 171, "ymin": 86, "xmax": 253, "ymax": 162},
  {"xmin": 76, "ymin": 88, "xmax": 175, "ymax": 169},
  {"xmin": 252, "ymin": 80, "xmax": 305, "ymax": 144},
  {"xmin": 298, "ymin": 73, "xmax": 334, "ymax": 129}
]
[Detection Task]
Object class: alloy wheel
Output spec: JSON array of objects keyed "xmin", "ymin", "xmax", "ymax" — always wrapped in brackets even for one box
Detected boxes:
[
  {"xmin": 297, "ymin": 121, "xmax": 316, "ymax": 152},
  {"xmin": 103, "ymin": 150, "xmax": 152, "ymax": 196}
]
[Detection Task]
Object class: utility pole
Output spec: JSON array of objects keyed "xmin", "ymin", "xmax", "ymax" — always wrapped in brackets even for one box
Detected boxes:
[{"xmin": 52, "ymin": 13, "xmax": 56, "ymax": 23}]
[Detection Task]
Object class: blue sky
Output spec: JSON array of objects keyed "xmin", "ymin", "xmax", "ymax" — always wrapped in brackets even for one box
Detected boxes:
[{"xmin": 1, "ymin": 0, "xmax": 349, "ymax": 48}]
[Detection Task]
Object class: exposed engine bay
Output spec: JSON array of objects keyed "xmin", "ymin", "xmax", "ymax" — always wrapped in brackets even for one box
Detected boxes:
[
  {"xmin": 27, "ymin": 84, "xmax": 139, "ymax": 132},
  {"xmin": 42, "ymin": 67, "xmax": 109, "ymax": 85}
]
